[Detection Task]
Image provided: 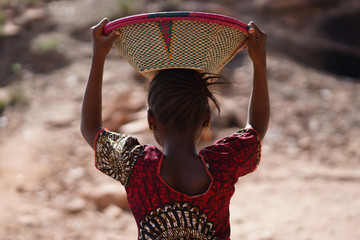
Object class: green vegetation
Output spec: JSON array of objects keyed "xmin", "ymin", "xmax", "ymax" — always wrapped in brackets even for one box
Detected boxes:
[
  {"xmin": 32, "ymin": 35, "xmax": 61, "ymax": 54},
  {"xmin": 11, "ymin": 63, "xmax": 22, "ymax": 75},
  {"xmin": 0, "ymin": 0, "xmax": 44, "ymax": 37},
  {"xmin": 8, "ymin": 84, "xmax": 25, "ymax": 106},
  {"xmin": 0, "ymin": 9, "xmax": 4, "ymax": 37},
  {"xmin": 0, "ymin": 0, "xmax": 42, "ymax": 5},
  {"xmin": 0, "ymin": 99, "xmax": 6, "ymax": 114},
  {"xmin": 117, "ymin": 0, "xmax": 144, "ymax": 17},
  {"xmin": 118, "ymin": 0, "xmax": 135, "ymax": 16},
  {"xmin": 0, "ymin": 83, "xmax": 26, "ymax": 115}
]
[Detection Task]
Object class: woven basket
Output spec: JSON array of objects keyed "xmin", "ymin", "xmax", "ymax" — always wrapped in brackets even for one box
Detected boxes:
[{"xmin": 104, "ymin": 12, "xmax": 249, "ymax": 79}]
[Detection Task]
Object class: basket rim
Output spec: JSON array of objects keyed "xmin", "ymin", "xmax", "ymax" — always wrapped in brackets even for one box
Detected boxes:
[{"xmin": 103, "ymin": 11, "xmax": 250, "ymax": 34}]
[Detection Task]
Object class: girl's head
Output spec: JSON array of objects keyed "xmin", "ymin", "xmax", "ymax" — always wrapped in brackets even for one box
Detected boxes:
[{"xmin": 147, "ymin": 69, "xmax": 224, "ymax": 136}]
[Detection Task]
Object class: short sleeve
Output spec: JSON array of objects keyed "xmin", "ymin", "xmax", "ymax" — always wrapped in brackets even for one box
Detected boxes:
[
  {"xmin": 201, "ymin": 128, "xmax": 261, "ymax": 183},
  {"xmin": 94, "ymin": 129, "xmax": 145, "ymax": 186},
  {"xmin": 231, "ymin": 128, "xmax": 261, "ymax": 179}
]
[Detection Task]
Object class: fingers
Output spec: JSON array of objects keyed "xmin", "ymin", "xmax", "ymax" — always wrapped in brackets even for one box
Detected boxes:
[
  {"xmin": 247, "ymin": 21, "xmax": 267, "ymax": 64},
  {"xmin": 248, "ymin": 26, "xmax": 257, "ymax": 41},
  {"xmin": 248, "ymin": 21, "xmax": 261, "ymax": 33},
  {"xmin": 248, "ymin": 22, "xmax": 266, "ymax": 35},
  {"xmin": 91, "ymin": 18, "xmax": 110, "ymax": 35},
  {"xmin": 108, "ymin": 30, "xmax": 120, "ymax": 42},
  {"xmin": 91, "ymin": 18, "xmax": 120, "ymax": 45},
  {"xmin": 248, "ymin": 21, "xmax": 267, "ymax": 44}
]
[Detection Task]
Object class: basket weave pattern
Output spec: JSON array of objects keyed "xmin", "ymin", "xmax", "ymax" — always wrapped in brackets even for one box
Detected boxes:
[{"xmin": 108, "ymin": 12, "xmax": 249, "ymax": 79}]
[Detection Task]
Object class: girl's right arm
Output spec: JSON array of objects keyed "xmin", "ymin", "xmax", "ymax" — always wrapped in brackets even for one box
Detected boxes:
[{"xmin": 80, "ymin": 19, "xmax": 119, "ymax": 148}]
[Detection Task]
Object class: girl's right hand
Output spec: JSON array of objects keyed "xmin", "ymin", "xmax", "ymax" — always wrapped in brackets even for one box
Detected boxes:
[
  {"xmin": 91, "ymin": 18, "xmax": 120, "ymax": 60},
  {"xmin": 247, "ymin": 21, "xmax": 267, "ymax": 67}
]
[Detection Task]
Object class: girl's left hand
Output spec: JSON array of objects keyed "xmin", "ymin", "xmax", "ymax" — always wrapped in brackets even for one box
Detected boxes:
[
  {"xmin": 91, "ymin": 18, "xmax": 120, "ymax": 60},
  {"xmin": 247, "ymin": 21, "xmax": 267, "ymax": 67}
]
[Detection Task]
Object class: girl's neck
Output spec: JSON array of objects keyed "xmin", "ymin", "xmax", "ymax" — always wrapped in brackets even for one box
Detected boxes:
[
  {"xmin": 162, "ymin": 134, "xmax": 198, "ymax": 157},
  {"xmin": 155, "ymin": 126, "xmax": 200, "ymax": 157}
]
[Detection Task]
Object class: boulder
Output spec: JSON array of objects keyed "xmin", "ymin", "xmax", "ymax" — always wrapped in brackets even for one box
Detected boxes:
[
  {"xmin": 87, "ymin": 184, "xmax": 129, "ymax": 211},
  {"xmin": 64, "ymin": 197, "xmax": 87, "ymax": 214}
]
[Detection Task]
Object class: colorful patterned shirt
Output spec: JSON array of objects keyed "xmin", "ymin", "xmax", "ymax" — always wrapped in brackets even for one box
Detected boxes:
[{"xmin": 94, "ymin": 128, "xmax": 261, "ymax": 240}]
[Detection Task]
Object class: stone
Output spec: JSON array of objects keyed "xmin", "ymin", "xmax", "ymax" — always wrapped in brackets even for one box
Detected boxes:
[
  {"xmin": 17, "ymin": 214, "xmax": 40, "ymax": 227},
  {"xmin": 120, "ymin": 118, "xmax": 148, "ymax": 134},
  {"xmin": 2, "ymin": 21, "xmax": 21, "ymax": 36},
  {"xmin": 64, "ymin": 198, "xmax": 87, "ymax": 214},
  {"xmin": 89, "ymin": 184, "xmax": 129, "ymax": 210},
  {"xmin": 103, "ymin": 204, "xmax": 123, "ymax": 218},
  {"xmin": 13, "ymin": 8, "xmax": 46, "ymax": 27},
  {"xmin": 46, "ymin": 113, "xmax": 74, "ymax": 128}
]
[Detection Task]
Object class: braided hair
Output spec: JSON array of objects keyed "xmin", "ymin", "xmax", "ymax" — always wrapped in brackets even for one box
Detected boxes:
[{"xmin": 148, "ymin": 69, "xmax": 227, "ymax": 132}]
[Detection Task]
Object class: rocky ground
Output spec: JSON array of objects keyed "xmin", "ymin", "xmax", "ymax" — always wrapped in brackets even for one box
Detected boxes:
[{"xmin": 0, "ymin": 0, "xmax": 359, "ymax": 239}]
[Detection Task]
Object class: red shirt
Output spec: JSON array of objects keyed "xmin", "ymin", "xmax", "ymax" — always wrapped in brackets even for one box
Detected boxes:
[{"xmin": 95, "ymin": 128, "xmax": 261, "ymax": 240}]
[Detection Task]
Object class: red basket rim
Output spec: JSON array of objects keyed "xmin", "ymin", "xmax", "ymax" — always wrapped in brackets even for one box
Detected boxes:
[{"xmin": 103, "ymin": 11, "xmax": 249, "ymax": 34}]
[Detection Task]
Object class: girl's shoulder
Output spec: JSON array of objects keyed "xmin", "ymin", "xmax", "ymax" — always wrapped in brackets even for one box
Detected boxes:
[
  {"xmin": 201, "ymin": 128, "xmax": 260, "ymax": 154},
  {"xmin": 199, "ymin": 128, "xmax": 261, "ymax": 180}
]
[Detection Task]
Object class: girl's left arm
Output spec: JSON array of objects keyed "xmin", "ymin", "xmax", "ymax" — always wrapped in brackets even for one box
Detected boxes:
[
  {"xmin": 246, "ymin": 22, "xmax": 270, "ymax": 141},
  {"xmin": 80, "ymin": 19, "xmax": 119, "ymax": 148}
]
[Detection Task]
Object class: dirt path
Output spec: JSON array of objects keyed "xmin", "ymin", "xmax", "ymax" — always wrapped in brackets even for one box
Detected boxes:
[
  {"xmin": 0, "ymin": 0, "xmax": 359, "ymax": 239},
  {"xmin": 1, "ymin": 129, "xmax": 359, "ymax": 240}
]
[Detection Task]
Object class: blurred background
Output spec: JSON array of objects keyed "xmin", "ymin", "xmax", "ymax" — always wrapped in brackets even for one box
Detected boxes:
[{"xmin": 0, "ymin": 0, "xmax": 359, "ymax": 239}]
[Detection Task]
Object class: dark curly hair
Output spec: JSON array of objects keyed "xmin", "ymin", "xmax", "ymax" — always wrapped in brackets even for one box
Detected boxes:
[{"xmin": 147, "ymin": 69, "xmax": 228, "ymax": 132}]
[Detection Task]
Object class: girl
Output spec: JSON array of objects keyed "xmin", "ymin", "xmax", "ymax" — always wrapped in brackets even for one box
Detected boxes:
[{"xmin": 81, "ymin": 18, "xmax": 269, "ymax": 240}]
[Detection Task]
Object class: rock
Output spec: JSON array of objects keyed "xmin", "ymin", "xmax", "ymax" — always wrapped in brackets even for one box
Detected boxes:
[
  {"xmin": 298, "ymin": 137, "xmax": 311, "ymax": 151},
  {"xmin": 13, "ymin": 8, "xmax": 46, "ymax": 27},
  {"xmin": 103, "ymin": 204, "xmax": 123, "ymax": 218},
  {"xmin": 2, "ymin": 21, "xmax": 21, "ymax": 36},
  {"xmin": 102, "ymin": 91, "xmax": 147, "ymax": 131},
  {"xmin": 126, "ymin": 91, "xmax": 147, "ymax": 111},
  {"xmin": 64, "ymin": 198, "xmax": 87, "ymax": 214},
  {"xmin": 259, "ymin": 0, "xmax": 360, "ymax": 78},
  {"xmin": 89, "ymin": 184, "xmax": 129, "ymax": 210},
  {"xmin": 212, "ymin": 96, "xmax": 245, "ymax": 129},
  {"xmin": 66, "ymin": 167, "xmax": 85, "ymax": 181},
  {"xmin": 17, "ymin": 214, "xmax": 40, "ymax": 227},
  {"xmin": 120, "ymin": 118, "xmax": 148, "ymax": 134},
  {"xmin": 46, "ymin": 113, "xmax": 74, "ymax": 128},
  {"xmin": 0, "ymin": 116, "xmax": 8, "ymax": 128}
]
